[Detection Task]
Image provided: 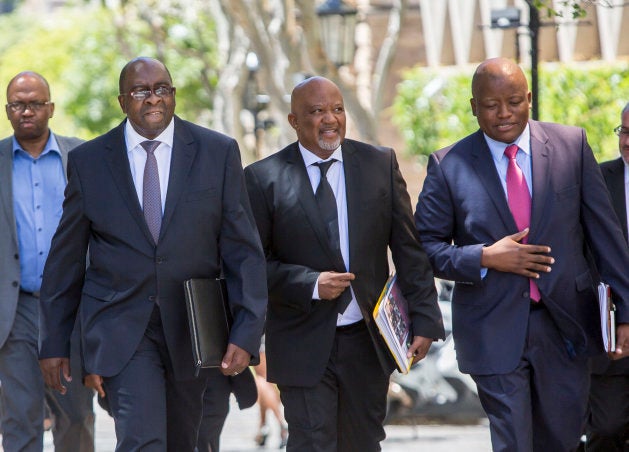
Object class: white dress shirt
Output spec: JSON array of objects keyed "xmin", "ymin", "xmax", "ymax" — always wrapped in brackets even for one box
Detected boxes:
[
  {"xmin": 299, "ymin": 143, "xmax": 362, "ymax": 326},
  {"xmin": 124, "ymin": 119, "xmax": 175, "ymax": 212}
]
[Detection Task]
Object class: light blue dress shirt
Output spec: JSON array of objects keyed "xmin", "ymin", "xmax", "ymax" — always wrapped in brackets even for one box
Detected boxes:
[{"xmin": 12, "ymin": 134, "xmax": 66, "ymax": 292}]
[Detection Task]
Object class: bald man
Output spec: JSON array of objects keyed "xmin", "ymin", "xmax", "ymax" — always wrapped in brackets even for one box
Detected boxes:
[
  {"xmin": 0, "ymin": 72, "xmax": 94, "ymax": 451},
  {"xmin": 244, "ymin": 76, "xmax": 444, "ymax": 451},
  {"xmin": 415, "ymin": 57, "xmax": 629, "ymax": 451}
]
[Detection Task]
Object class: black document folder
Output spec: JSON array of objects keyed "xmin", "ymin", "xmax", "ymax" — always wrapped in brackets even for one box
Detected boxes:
[{"xmin": 183, "ymin": 278, "xmax": 232, "ymax": 376}]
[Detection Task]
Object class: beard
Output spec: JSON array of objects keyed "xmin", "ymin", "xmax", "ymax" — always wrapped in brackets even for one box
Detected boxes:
[{"xmin": 318, "ymin": 136, "xmax": 341, "ymax": 152}]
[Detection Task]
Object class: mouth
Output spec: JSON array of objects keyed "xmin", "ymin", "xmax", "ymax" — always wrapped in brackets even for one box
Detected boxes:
[
  {"xmin": 496, "ymin": 123, "xmax": 516, "ymax": 131},
  {"xmin": 144, "ymin": 111, "xmax": 163, "ymax": 118},
  {"xmin": 320, "ymin": 128, "xmax": 338, "ymax": 138}
]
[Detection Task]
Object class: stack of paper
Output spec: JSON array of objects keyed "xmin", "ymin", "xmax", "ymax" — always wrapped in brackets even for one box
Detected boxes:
[
  {"xmin": 373, "ymin": 273, "xmax": 412, "ymax": 374},
  {"xmin": 598, "ymin": 281, "xmax": 616, "ymax": 353}
]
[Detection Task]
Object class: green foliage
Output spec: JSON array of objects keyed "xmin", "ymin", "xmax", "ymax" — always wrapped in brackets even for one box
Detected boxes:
[
  {"xmin": 391, "ymin": 69, "xmax": 478, "ymax": 164},
  {"xmin": 0, "ymin": 3, "xmax": 219, "ymax": 140},
  {"xmin": 392, "ymin": 63, "xmax": 629, "ymax": 163},
  {"xmin": 539, "ymin": 64, "xmax": 629, "ymax": 162},
  {"xmin": 532, "ymin": 0, "xmax": 588, "ymax": 19}
]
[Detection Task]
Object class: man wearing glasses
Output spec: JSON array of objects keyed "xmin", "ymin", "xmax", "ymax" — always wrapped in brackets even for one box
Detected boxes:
[
  {"xmin": 38, "ymin": 57, "xmax": 267, "ymax": 450},
  {"xmin": 588, "ymin": 104, "xmax": 629, "ymax": 451},
  {"xmin": 0, "ymin": 72, "xmax": 95, "ymax": 451}
]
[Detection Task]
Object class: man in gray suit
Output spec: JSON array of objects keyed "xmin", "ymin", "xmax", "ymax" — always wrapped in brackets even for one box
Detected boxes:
[{"xmin": 0, "ymin": 72, "xmax": 94, "ymax": 451}]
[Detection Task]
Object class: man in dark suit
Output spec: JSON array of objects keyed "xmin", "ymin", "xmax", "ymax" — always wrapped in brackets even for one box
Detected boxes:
[
  {"xmin": 196, "ymin": 369, "xmax": 258, "ymax": 452},
  {"xmin": 38, "ymin": 57, "xmax": 267, "ymax": 451},
  {"xmin": 0, "ymin": 71, "xmax": 94, "ymax": 452},
  {"xmin": 244, "ymin": 76, "xmax": 444, "ymax": 451},
  {"xmin": 415, "ymin": 57, "xmax": 629, "ymax": 451},
  {"xmin": 587, "ymin": 103, "xmax": 629, "ymax": 451}
]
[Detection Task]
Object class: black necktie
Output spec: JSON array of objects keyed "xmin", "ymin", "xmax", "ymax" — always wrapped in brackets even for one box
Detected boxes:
[
  {"xmin": 141, "ymin": 140, "xmax": 162, "ymax": 244},
  {"xmin": 314, "ymin": 160, "xmax": 351, "ymax": 312},
  {"xmin": 314, "ymin": 160, "xmax": 340, "ymax": 251}
]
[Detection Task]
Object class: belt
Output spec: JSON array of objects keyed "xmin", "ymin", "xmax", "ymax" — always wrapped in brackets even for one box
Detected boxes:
[
  {"xmin": 336, "ymin": 320, "xmax": 365, "ymax": 332},
  {"xmin": 20, "ymin": 289, "xmax": 40, "ymax": 298}
]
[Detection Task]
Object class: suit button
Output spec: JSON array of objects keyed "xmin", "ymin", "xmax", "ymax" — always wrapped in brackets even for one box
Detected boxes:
[
  {"xmin": 12, "ymin": 281, "xmax": 18, "ymax": 287},
  {"xmin": 14, "ymin": 254, "xmax": 19, "ymax": 260},
  {"xmin": 523, "ymin": 290, "xmax": 530, "ymax": 298},
  {"xmin": 149, "ymin": 296, "xmax": 156, "ymax": 301},
  {"xmin": 156, "ymin": 257, "xmax": 165, "ymax": 264}
]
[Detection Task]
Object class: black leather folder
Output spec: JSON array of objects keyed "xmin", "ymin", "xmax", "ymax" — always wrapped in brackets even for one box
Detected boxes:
[{"xmin": 183, "ymin": 278, "xmax": 232, "ymax": 376}]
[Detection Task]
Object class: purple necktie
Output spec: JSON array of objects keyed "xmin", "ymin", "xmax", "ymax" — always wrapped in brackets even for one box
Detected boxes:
[
  {"xmin": 141, "ymin": 140, "xmax": 162, "ymax": 244},
  {"xmin": 505, "ymin": 144, "xmax": 540, "ymax": 302}
]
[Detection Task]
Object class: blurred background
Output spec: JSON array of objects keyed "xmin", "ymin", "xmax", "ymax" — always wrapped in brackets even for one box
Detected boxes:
[
  {"xmin": 0, "ymin": 0, "xmax": 628, "ymax": 180},
  {"xmin": 1, "ymin": 0, "xmax": 628, "ymax": 438}
]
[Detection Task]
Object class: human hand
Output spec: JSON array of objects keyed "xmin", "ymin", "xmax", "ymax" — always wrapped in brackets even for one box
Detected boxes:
[
  {"xmin": 221, "ymin": 343, "xmax": 251, "ymax": 377},
  {"xmin": 610, "ymin": 323, "xmax": 629, "ymax": 360},
  {"xmin": 407, "ymin": 336, "xmax": 433, "ymax": 365},
  {"xmin": 481, "ymin": 229, "xmax": 554, "ymax": 278},
  {"xmin": 84, "ymin": 374, "xmax": 106, "ymax": 398},
  {"xmin": 318, "ymin": 271, "xmax": 355, "ymax": 300},
  {"xmin": 39, "ymin": 357, "xmax": 71, "ymax": 395}
]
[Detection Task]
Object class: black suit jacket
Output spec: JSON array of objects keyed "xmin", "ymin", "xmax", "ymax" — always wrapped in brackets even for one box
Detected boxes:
[
  {"xmin": 39, "ymin": 117, "xmax": 267, "ymax": 380},
  {"xmin": 596, "ymin": 157, "xmax": 629, "ymax": 375},
  {"xmin": 244, "ymin": 140, "xmax": 444, "ymax": 387}
]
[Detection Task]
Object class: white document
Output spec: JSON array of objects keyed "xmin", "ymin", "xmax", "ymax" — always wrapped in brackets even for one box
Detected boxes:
[{"xmin": 598, "ymin": 282, "xmax": 616, "ymax": 353}]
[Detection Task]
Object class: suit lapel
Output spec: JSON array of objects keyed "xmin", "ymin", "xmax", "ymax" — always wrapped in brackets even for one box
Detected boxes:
[
  {"xmin": 161, "ymin": 118, "xmax": 196, "ymax": 239},
  {"xmin": 529, "ymin": 121, "xmax": 551, "ymax": 243},
  {"xmin": 469, "ymin": 131, "xmax": 515, "ymax": 232},
  {"xmin": 103, "ymin": 122, "xmax": 156, "ymax": 246},
  {"xmin": 286, "ymin": 144, "xmax": 346, "ymax": 271},
  {"xmin": 55, "ymin": 135, "xmax": 70, "ymax": 176},
  {"xmin": 0, "ymin": 139, "xmax": 17, "ymax": 245},
  {"xmin": 343, "ymin": 141, "xmax": 361, "ymax": 272},
  {"xmin": 606, "ymin": 158, "xmax": 628, "ymax": 242}
]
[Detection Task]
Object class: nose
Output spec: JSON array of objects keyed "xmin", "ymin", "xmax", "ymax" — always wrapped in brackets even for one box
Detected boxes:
[
  {"xmin": 21, "ymin": 105, "xmax": 36, "ymax": 115},
  {"xmin": 497, "ymin": 103, "xmax": 510, "ymax": 118}
]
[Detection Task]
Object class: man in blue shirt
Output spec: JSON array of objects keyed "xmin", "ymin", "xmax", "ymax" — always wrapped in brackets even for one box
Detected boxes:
[{"xmin": 0, "ymin": 71, "xmax": 94, "ymax": 451}]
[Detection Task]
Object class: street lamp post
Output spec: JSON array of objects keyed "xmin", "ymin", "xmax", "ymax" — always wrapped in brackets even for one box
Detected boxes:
[
  {"xmin": 490, "ymin": 5, "xmax": 540, "ymax": 120},
  {"xmin": 316, "ymin": 0, "xmax": 358, "ymax": 67},
  {"xmin": 244, "ymin": 52, "xmax": 271, "ymax": 159}
]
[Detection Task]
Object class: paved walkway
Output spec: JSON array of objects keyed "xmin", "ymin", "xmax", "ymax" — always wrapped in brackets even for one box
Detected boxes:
[{"xmin": 37, "ymin": 397, "xmax": 492, "ymax": 451}]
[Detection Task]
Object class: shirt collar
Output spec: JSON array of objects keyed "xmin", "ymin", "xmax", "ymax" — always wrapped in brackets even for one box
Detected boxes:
[
  {"xmin": 124, "ymin": 118, "xmax": 175, "ymax": 152},
  {"xmin": 12, "ymin": 131, "xmax": 61, "ymax": 159},
  {"xmin": 298, "ymin": 142, "xmax": 344, "ymax": 167},
  {"xmin": 484, "ymin": 123, "xmax": 531, "ymax": 163}
]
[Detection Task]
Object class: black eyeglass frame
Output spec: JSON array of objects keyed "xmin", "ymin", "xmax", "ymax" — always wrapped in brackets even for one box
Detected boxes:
[
  {"xmin": 5, "ymin": 101, "xmax": 52, "ymax": 113},
  {"xmin": 614, "ymin": 125, "xmax": 629, "ymax": 137},
  {"xmin": 120, "ymin": 86, "xmax": 176, "ymax": 101}
]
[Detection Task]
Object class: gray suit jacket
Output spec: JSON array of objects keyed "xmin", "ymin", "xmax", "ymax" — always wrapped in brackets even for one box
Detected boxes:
[{"xmin": 0, "ymin": 133, "xmax": 82, "ymax": 347}]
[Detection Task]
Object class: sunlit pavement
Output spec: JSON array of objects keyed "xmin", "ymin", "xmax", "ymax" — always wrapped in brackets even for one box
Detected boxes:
[{"xmin": 35, "ymin": 398, "xmax": 492, "ymax": 451}]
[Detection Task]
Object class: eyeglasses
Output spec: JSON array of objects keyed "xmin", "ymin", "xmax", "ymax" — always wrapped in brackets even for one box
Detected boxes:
[
  {"xmin": 121, "ymin": 86, "xmax": 175, "ymax": 101},
  {"xmin": 614, "ymin": 126, "xmax": 629, "ymax": 137},
  {"xmin": 5, "ymin": 101, "xmax": 51, "ymax": 113}
]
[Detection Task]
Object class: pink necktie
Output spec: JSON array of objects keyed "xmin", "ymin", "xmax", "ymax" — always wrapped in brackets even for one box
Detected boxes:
[{"xmin": 505, "ymin": 144, "xmax": 541, "ymax": 302}]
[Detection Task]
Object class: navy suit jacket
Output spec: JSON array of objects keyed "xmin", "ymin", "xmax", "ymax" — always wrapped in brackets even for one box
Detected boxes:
[
  {"xmin": 595, "ymin": 157, "xmax": 629, "ymax": 375},
  {"xmin": 245, "ymin": 140, "xmax": 444, "ymax": 387},
  {"xmin": 39, "ymin": 117, "xmax": 267, "ymax": 380},
  {"xmin": 415, "ymin": 120, "xmax": 629, "ymax": 375}
]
